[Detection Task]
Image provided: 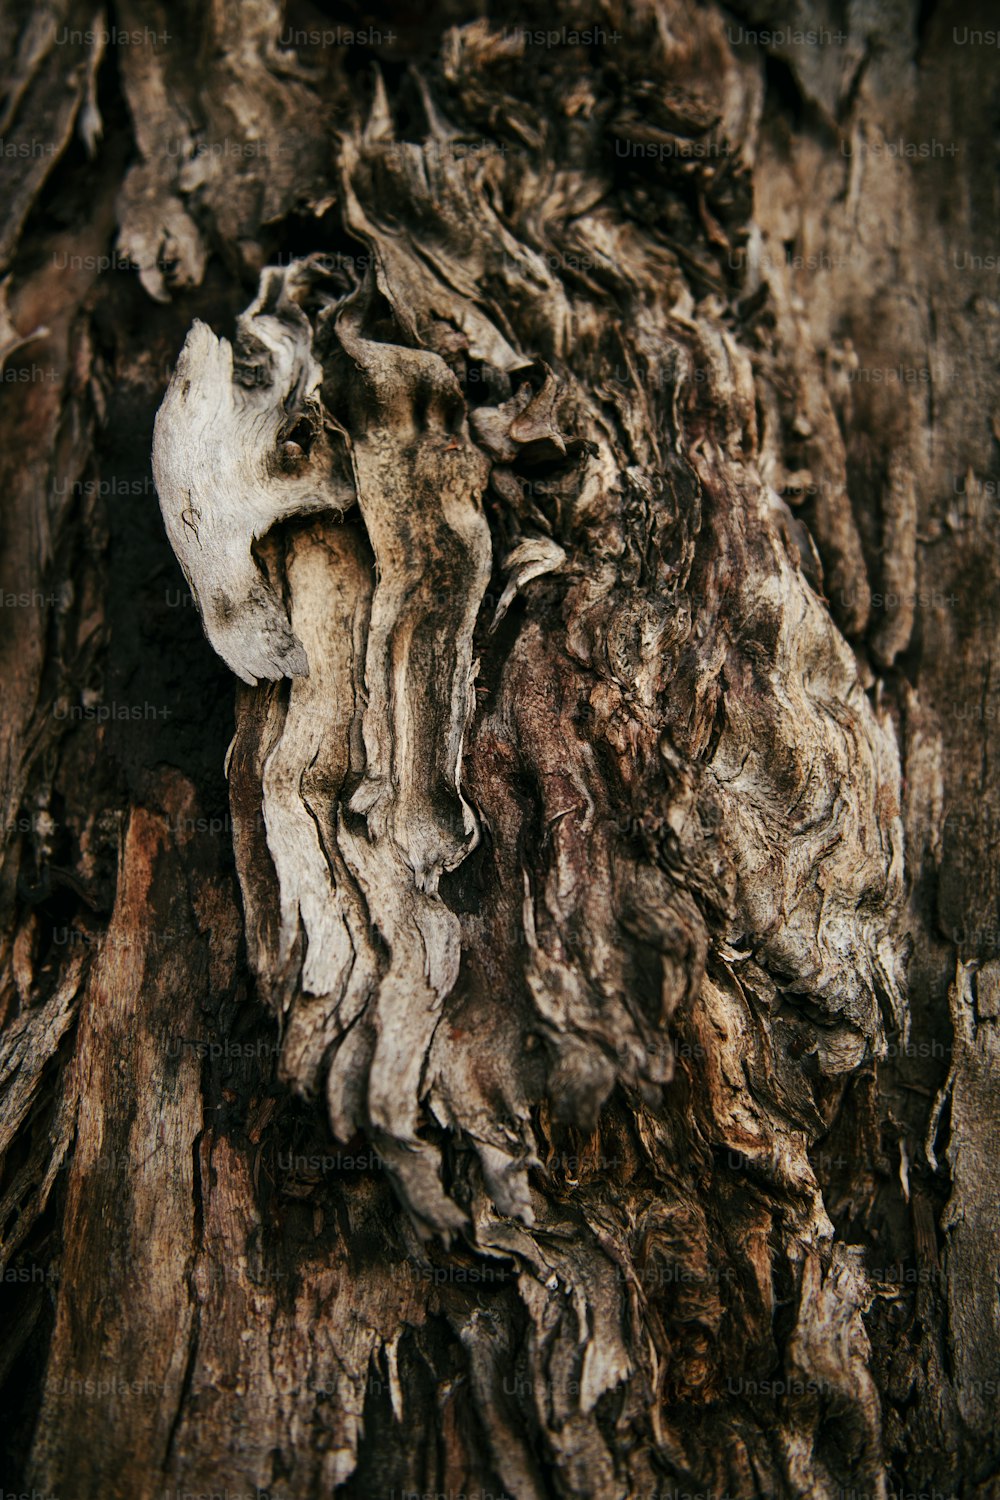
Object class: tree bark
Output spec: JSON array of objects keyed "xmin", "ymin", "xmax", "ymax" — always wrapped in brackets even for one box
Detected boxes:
[{"xmin": 1, "ymin": 3, "xmax": 997, "ymax": 1498}]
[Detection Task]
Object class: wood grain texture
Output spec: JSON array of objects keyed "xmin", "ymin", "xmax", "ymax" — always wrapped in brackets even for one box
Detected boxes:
[{"xmin": 0, "ymin": 1, "xmax": 997, "ymax": 1497}]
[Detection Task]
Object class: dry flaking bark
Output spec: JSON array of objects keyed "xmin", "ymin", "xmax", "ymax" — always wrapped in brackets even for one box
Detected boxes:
[{"xmin": 0, "ymin": 2, "xmax": 997, "ymax": 1498}]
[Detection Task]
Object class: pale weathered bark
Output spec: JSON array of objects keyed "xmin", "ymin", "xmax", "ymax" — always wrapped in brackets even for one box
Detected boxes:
[{"xmin": 1, "ymin": 2, "xmax": 997, "ymax": 1498}]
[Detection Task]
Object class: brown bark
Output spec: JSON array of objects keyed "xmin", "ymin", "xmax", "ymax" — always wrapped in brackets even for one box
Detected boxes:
[{"xmin": 0, "ymin": 2, "xmax": 997, "ymax": 1498}]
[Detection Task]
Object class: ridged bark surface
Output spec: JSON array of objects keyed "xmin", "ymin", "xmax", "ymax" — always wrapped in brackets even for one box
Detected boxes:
[{"xmin": 0, "ymin": 3, "xmax": 997, "ymax": 1498}]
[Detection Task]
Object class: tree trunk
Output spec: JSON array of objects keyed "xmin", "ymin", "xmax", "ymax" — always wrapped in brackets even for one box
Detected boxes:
[{"xmin": 1, "ymin": 3, "xmax": 997, "ymax": 1497}]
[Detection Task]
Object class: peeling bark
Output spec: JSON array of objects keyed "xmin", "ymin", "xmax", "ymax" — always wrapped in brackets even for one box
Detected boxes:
[{"xmin": 1, "ymin": 2, "xmax": 998, "ymax": 1498}]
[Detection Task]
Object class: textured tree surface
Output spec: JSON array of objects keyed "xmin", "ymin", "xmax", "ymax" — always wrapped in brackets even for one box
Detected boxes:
[{"xmin": 0, "ymin": 3, "xmax": 997, "ymax": 1498}]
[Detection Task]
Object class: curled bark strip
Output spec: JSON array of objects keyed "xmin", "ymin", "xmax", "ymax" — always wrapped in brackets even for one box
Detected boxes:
[
  {"xmin": 329, "ymin": 287, "xmax": 493, "ymax": 888},
  {"xmin": 153, "ymin": 264, "xmax": 356, "ymax": 683}
]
